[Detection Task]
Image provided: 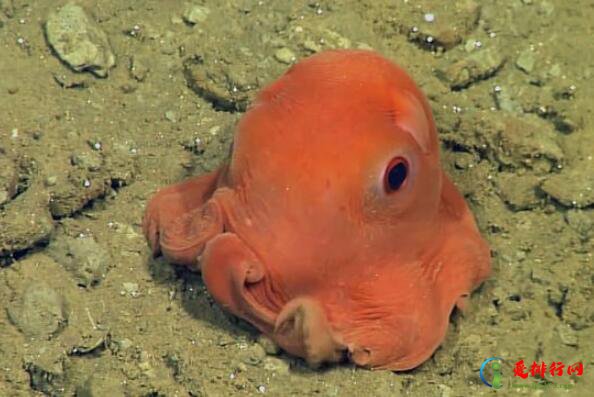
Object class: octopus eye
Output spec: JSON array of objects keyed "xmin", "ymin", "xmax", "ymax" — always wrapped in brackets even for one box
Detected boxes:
[{"xmin": 384, "ymin": 157, "xmax": 408, "ymax": 193}]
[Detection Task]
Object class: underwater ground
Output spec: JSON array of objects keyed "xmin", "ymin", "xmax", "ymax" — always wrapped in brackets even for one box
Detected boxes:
[{"xmin": 1, "ymin": 0, "xmax": 593, "ymax": 396}]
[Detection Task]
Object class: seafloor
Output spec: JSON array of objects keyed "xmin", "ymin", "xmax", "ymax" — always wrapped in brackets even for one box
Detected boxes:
[{"xmin": 1, "ymin": 1, "xmax": 593, "ymax": 396}]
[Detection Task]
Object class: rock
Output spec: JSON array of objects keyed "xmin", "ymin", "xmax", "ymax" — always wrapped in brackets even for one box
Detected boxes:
[
  {"xmin": 47, "ymin": 235, "xmax": 110, "ymax": 287},
  {"xmin": 539, "ymin": 1, "xmax": 555, "ymax": 16},
  {"xmin": 0, "ymin": 156, "xmax": 18, "ymax": 206},
  {"xmin": 129, "ymin": 55, "xmax": 150, "ymax": 82},
  {"xmin": 48, "ymin": 149, "xmax": 136, "ymax": 218},
  {"xmin": 234, "ymin": 361, "xmax": 248, "ymax": 373},
  {"xmin": 183, "ymin": 55, "xmax": 258, "ymax": 112},
  {"xmin": 321, "ymin": 29, "xmax": 353, "ymax": 49},
  {"xmin": 263, "ymin": 357, "xmax": 290, "ymax": 374},
  {"xmin": 489, "ymin": 115, "xmax": 563, "ymax": 171},
  {"xmin": 239, "ymin": 343, "xmax": 266, "ymax": 366},
  {"xmin": 453, "ymin": 152, "xmax": 478, "ymax": 170},
  {"xmin": 274, "ymin": 47, "xmax": 296, "ymax": 64},
  {"xmin": 297, "ymin": 28, "xmax": 354, "ymax": 53},
  {"xmin": 121, "ymin": 282, "xmax": 139, "ymax": 297},
  {"xmin": 492, "ymin": 85, "xmax": 523, "ymax": 113},
  {"xmin": 45, "ymin": 176, "xmax": 58, "ymax": 187},
  {"xmin": 182, "ymin": 4, "xmax": 210, "ymax": 25},
  {"xmin": 137, "ymin": 350, "xmax": 157, "ymax": 378},
  {"xmin": 529, "ymin": 265, "xmax": 550, "ymax": 285},
  {"xmin": 302, "ymin": 38, "xmax": 323, "ymax": 53},
  {"xmin": 164, "ymin": 110, "xmax": 178, "ymax": 123},
  {"xmin": 515, "ymin": 48, "xmax": 536, "ymax": 73},
  {"xmin": 159, "ymin": 30, "xmax": 178, "ymax": 55},
  {"xmin": 48, "ymin": 170, "xmax": 108, "ymax": 218},
  {"xmin": 405, "ymin": 1, "xmax": 481, "ymax": 50},
  {"xmin": 443, "ymin": 112, "xmax": 563, "ymax": 172},
  {"xmin": 103, "ymin": 147, "xmax": 137, "ymax": 188},
  {"xmin": 7, "ymin": 282, "xmax": 68, "ymax": 338},
  {"xmin": 24, "ymin": 345, "xmax": 67, "ymax": 396},
  {"xmin": 436, "ymin": 47, "xmax": 506, "ymax": 89},
  {"xmin": 71, "ymin": 150, "xmax": 102, "ymax": 172},
  {"xmin": 45, "ymin": 3, "xmax": 115, "ymax": 77},
  {"xmin": 556, "ymin": 324, "xmax": 578, "ymax": 347},
  {"xmin": 497, "ymin": 173, "xmax": 542, "ymax": 211},
  {"xmin": 541, "ymin": 161, "xmax": 594, "ymax": 208},
  {"xmin": 0, "ymin": 183, "xmax": 54, "ymax": 257},
  {"xmin": 52, "ymin": 71, "xmax": 92, "ymax": 89},
  {"xmin": 69, "ymin": 332, "xmax": 109, "ymax": 356},
  {"xmin": 112, "ymin": 337, "xmax": 134, "ymax": 352},
  {"xmin": 515, "ymin": 83, "xmax": 580, "ymax": 133}
]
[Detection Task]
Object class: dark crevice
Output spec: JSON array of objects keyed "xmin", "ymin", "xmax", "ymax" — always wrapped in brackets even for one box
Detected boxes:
[
  {"xmin": 508, "ymin": 294, "xmax": 522, "ymax": 302},
  {"xmin": 548, "ymin": 287, "xmax": 568, "ymax": 319},
  {"xmin": 525, "ymin": 108, "xmax": 575, "ymax": 134},
  {"xmin": 0, "ymin": 239, "xmax": 51, "ymax": 267}
]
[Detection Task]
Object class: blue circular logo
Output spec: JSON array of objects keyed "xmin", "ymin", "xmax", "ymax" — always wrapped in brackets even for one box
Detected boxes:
[{"xmin": 480, "ymin": 357, "xmax": 504, "ymax": 389}]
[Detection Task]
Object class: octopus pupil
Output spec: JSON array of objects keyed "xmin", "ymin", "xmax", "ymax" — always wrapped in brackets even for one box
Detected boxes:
[{"xmin": 387, "ymin": 162, "xmax": 407, "ymax": 191}]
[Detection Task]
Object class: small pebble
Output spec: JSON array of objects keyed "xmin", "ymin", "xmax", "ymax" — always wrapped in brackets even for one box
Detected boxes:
[
  {"xmin": 130, "ymin": 56, "xmax": 150, "ymax": 81},
  {"xmin": 115, "ymin": 338, "xmax": 133, "ymax": 350},
  {"xmin": 121, "ymin": 282, "xmax": 140, "ymax": 297},
  {"xmin": 182, "ymin": 5, "xmax": 210, "ymax": 25},
  {"xmin": 263, "ymin": 357, "xmax": 290, "ymax": 374},
  {"xmin": 556, "ymin": 324, "xmax": 578, "ymax": 347},
  {"xmin": 274, "ymin": 48, "xmax": 296, "ymax": 64},
  {"xmin": 516, "ymin": 49, "xmax": 536, "ymax": 73},
  {"xmin": 240, "ymin": 343, "xmax": 266, "ymax": 365},
  {"xmin": 165, "ymin": 110, "xmax": 178, "ymax": 122}
]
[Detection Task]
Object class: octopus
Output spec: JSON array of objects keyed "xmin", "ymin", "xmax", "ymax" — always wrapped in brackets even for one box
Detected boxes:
[{"xmin": 143, "ymin": 49, "xmax": 491, "ymax": 370}]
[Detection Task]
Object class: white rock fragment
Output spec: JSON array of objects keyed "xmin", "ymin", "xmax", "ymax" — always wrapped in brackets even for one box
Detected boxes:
[
  {"xmin": 45, "ymin": 3, "xmax": 115, "ymax": 78},
  {"xmin": 121, "ymin": 282, "xmax": 140, "ymax": 297},
  {"xmin": 182, "ymin": 4, "xmax": 210, "ymax": 25},
  {"xmin": 515, "ymin": 48, "xmax": 536, "ymax": 73},
  {"xmin": 274, "ymin": 47, "xmax": 296, "ymax": 64}
]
